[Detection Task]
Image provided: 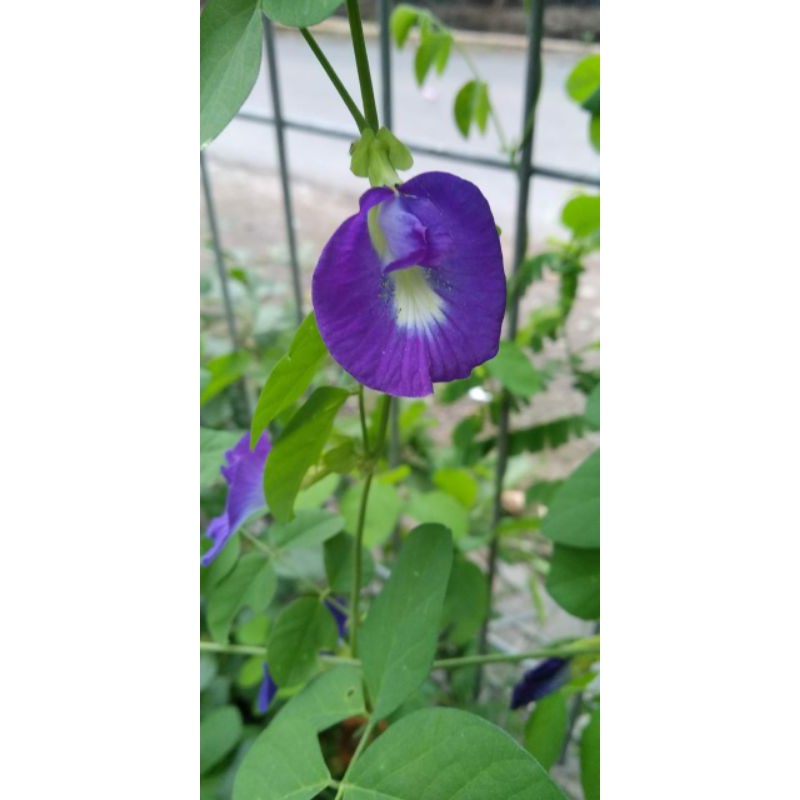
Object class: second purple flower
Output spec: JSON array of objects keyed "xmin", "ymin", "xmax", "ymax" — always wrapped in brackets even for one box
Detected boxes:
[{"xmin": 312, "ymin": 171, "xmax": 506, "ymax": 397}]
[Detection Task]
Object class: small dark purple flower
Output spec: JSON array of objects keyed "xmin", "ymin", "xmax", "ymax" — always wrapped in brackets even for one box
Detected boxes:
[
  {"xmin": 510, "ymin": 657, "xmax": 571, "ymax": 710},
  {"xmin": 312, "ymin": 172, "xmax": 506, "ymax": 397},
  {"xmin": 256, "ymin": 663, "xmax": 278, "ymax": 714},
  {"xmin": 202, "ymin": 432, "xmax": 271, "ymax": 566},
  {"xmin": 324, "ymin": 596, "xmax": 349, "ymax": 640}
]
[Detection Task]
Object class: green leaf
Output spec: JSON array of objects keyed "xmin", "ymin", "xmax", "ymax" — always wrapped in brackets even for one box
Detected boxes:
[
  {"xmin": 453, "ymin": 80, "xmax": 490, "ymax": 138},
  {"xmin": 589, "ymin": 113, "xmax": 600, "ymax": 151},
  {"xmin": 340, "ymin": 480, "xmax": 402, "ymax": 547},
  {"xmin": 547, "ymin": 544, "xmax": 600, "ymax": 620},
  {"xmin": 495, "ymin": 416, "xmax": 586, "ymax": 457},
  {"xmin": 200, "ymin": 534, "xmax": 240, "ymax": 595},
  {"xmin": 324, "ymin": 532, "xmax": 375, "ymax": 594},
  {"xmin": 541, "ymin": 450, "xmax": 599, "ymax": 548},
  {"xmin": 376, "ymin": 465, "xmax": 411, "ymax": 485},
  {"xmin": 269, "ymin": 509, "xmax": 344, "ymax": 550},
  {"xmin": 200, "ymin": 0, "xmax": 263, "ymax": 148},
  {"xmin": 434, "ymin": 32, "xmax": 453, "ymax": 74},
  {"xmin": 295, "ymin": 473, "xmax": 339, "ymax": 510},
  {"xmin": 485, "ymin": 340, "xmax": 542, "ymax": 396},
  {"xmin": 390, "ymin": 5, "xmax": 419, "ymax": 47},
  {"xmin": 582, "ymin": 87, "xmax": 600, "ymax": 115},
  {"xmin": 201, "ymin": 428, "xmax": 243, "ymax": 488},
  {"xmin": 359, "ymin": 524, "xmax": 453, "ymax": 719},
  {"xmin": 580, "ymin": 708, "xmax": 600, "ymax": 800},
  {"xmin": 440, "ymin": 557, "xmax": 488, "ymax": 645},
  {"xmin": 433, "ymin": 467, "xmax": 478, "ymax": 508},
  {"xmin": 452, "ymin": 414, "xmax": 483, "ymax": 465},
  {"xmin": 345, "ymin": 707, "xmax": 567, "ymax": 799},
  {"xmin": 237, "ymin": 655, "xmax": 265, "ymax": 688},
  {"xmin": 261, "ymin": 0, "xmax": 344, "ymax": 28},
  {"xmin": 510, "ymin": 252, "xmax": 561, "ymax": 300},
  {"xmin": 264, "ymin": 387, "xmax": 350, "ymax": 523},
  {"xmin": 562, "ymin": 194, "xmax": 600, "ymax": 239},
  {"xmin": 200, "ymin": 705, "xmax": 243, "ymax": 775},
  {"xmin": 251, "ymin": 313, "xmax": 328, "ymax": 447},
  {"xmin": 585, "ymin": 384, "xmax": 600, "ymax": 430},
  {"xmin": 524, "ymin": 693, "xmax": 569, "ymax": 771},
  {"xmin": 207, "ymin": 554, "xmax": 277, "ymax": 643},
  {"xmin": 235, "ymin": 614, "xmax": 269, "ymax": 645},
  {"xmin": 200, "ymin": 654, "xmax": 218, "ymax": 692},
  {"xmin": 200, "ymin": 350, "xmax": 250, "ymax": 405},
  {"xmin": 407, "ymin": 491, "xmax": 469, "ymax": 540},
  {"xmin": 233, "ymin": 666, "xmax": 365, "ymax": 800},
  {"xmin": 234, "ymin": 715, "xmax": 329, "ymax": 800},
  {"xmin": 474, "ymin": 81, "xmax": 490, "ymax": 132},
  {"xmin": 414, "ymin": 30, "xmax": 450, "ymax": 85},
  {"xmin": 566, "ymin": 54, "xmax": 600, "ymax": 104},
  {"xmin": 266, "ymin": 597, "xmax": 338, "ymax": 687},
  {"xmin": 282, "ymin": 664, "xmax": 366, "ymax": 730}
]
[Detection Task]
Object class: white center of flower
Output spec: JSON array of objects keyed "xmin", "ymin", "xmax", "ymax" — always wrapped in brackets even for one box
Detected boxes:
[{"xmin": 391, "ymin": 266, "xmax": 445, "ymax": 332}]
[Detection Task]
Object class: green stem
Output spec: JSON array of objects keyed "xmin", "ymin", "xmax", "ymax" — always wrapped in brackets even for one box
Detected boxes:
[
  {"xmin": 433, "ymin": 636, "xmax": 600, "ymax": 670},
  {"xmin": 334, "ymin": 717, "xmax": 377, "ymax": 800},
  {"xmin": 422, "ymin": 10, "xmax": 511, "ymax": 155},
  {"xmin": 349, "ymin": 471, "xmax": 374, "ymax": 657},
  {"xmin": 452, "ymin": 40, "xmax": 511, "ymax": 154},
  {"xmin": 200, "ymin": 640, "xmax": 360, "ymax": 666},
  {"xmin": 349, "ymin": 393, "xmax": 391, "ymax": 657},
  {"xmin": 199, "ymin": 636, "xmax": 599, "ymax": 668},
  {"xmin": 200, "ymin": 641, "xmax": 265, "ymax": 657},
  {"xmin": 345, "ymin": 0, "xmax": 379, "ymax": 130},
  {"xmin": 358, "ymin": 385, "xmax": 369, "ymax": 451},
  {"xmin": 300, "ymin": 27, "xmax": 368, "ymax": 131}
]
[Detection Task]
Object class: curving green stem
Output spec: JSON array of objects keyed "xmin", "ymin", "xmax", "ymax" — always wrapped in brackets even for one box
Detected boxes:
[
  {"xmin": 198, "ymin": 636, "xmax": 599, "ymax": 668},
  {"xmin": 345, "ymin": 0, "xmax": 380, "ymax": 130},
  {"xmin": 300, "ymin": 27, "xmax": 368, "ymax": 131},
  {"xmin": 349, "ymin": 393, "xmax": 391, "ymax": 656},
  {"xmin": 433, "ymin": 636, "xmax": 600, "ymax": 669},
  {"xmin": 333, "ymin": 716, "xmax": 377, "ymax": 800}
]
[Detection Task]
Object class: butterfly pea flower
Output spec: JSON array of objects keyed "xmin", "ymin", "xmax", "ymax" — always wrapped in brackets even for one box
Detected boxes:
[
  {"xmin": 510, "ymin": 657, "xmax": 571, "ymax": 710},
  {"xmin": 256, "ymin": 663, "xmax": 278, "ymax": 714},
  {"xmin": 324, "ymin": 596, "xmax": 349, "ymax": 640},
  {"xmin": 312, "ymin": 171, "xmax": 506, "ymax": 397},
  {"xmin": 201, "ymin": 432, "xmax": 271, "ymax": 566}
]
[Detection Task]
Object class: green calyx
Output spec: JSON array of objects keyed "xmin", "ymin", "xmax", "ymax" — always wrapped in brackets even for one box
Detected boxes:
[{"xmin": 350, "ymin": 127, "xmax": 414, "ymax": 187}]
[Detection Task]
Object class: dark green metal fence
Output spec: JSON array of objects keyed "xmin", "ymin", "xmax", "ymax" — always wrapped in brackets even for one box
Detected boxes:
[{"xmin": 200, "ymin": 0, "xmax": 599, "ymax": 666}]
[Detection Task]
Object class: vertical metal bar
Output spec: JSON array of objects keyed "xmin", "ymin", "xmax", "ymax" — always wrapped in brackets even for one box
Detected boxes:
[
  {"xmin": 262, "ymin": 15, "xmax": 304, "ymax": 323},
  {"xmin": 379, "ymin": 0, "xmax": 402, "ymax": 474},
  {"xmin": 477, "ymin": 0, "xmax": 545, "ymax": 685},
  {"xmin": 200, "ymin": 150, "xmax": 251, "ymax": 422},
  {"xmin": 379, "ymin": 0, "xmax": 393, "ymax": 129}
]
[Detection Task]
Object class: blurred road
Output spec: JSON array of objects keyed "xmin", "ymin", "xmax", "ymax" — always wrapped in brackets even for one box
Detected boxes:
[{"xmin": 207, "ymin": 28, "xmax": 599, "ymax": 240}]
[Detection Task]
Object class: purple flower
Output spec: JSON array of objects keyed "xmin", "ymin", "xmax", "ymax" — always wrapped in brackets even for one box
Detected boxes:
[
  {"xmin": 510, "ymin": 657, "xmax": 571, "ymax": 710},
  {"xmin": 324, "ymin": 597, "xmax": 348, "ymax": 640},
  {"xmin": 312, "ymin": 172, "xmax": 506, "ymax": 397},
  {"xmin": 201, "ymin": 432, "xmax": 271, "ymax": 566},
  {"xmin": 256, "ymin": 663, "xmax": 278, "ymax": 714}
]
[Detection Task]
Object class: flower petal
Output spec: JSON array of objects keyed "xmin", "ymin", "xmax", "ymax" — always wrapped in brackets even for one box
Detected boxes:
[
  {"xmin": 257, "ymin": 663, "xmax": 278, "ymax": 714},
  {"xmin": 312, "ymin": 171, "xmax": 505, "ymax": 397},
  {"xmin": 510, "ymin": 657, "xmax": 571, "ymax": 710},
  {"xmin": 202, "ymin": 432, "xmax": 271, "ymax": 566},
  {"xmin": 324, "ymin": 596, "xmax": 349, "ymax": 640}
]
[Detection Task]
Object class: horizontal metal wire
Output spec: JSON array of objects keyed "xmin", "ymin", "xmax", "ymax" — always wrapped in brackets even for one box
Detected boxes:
[{"xmin": 235, "ymin": 110, "xmax": 600, "ymax": 187}]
